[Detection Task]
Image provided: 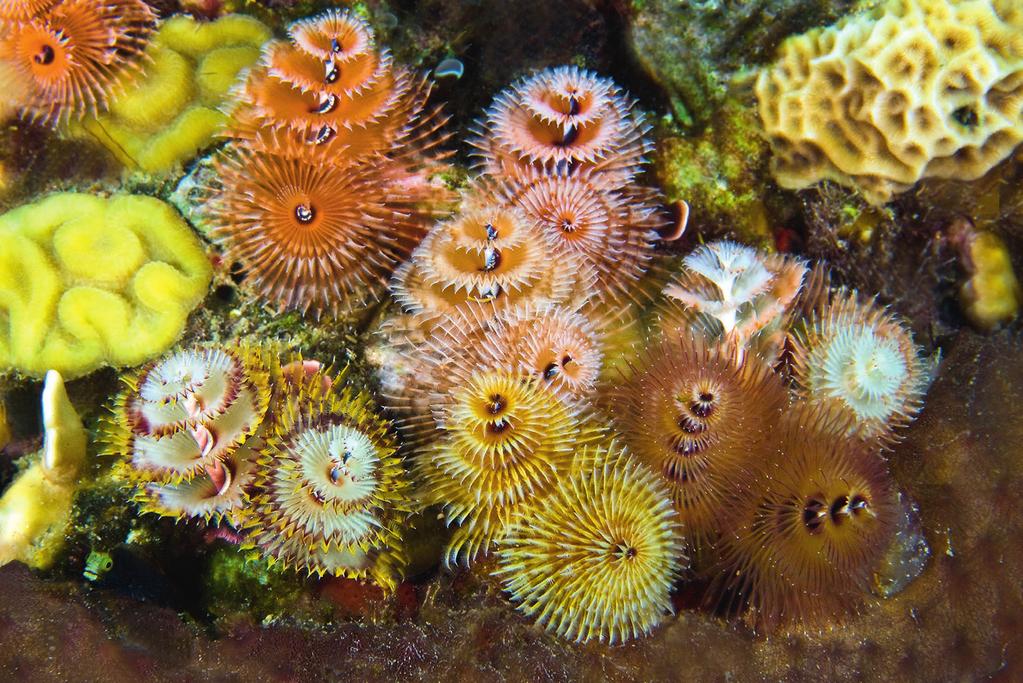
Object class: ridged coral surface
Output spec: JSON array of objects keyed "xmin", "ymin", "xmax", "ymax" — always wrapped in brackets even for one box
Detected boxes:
[
  {"xmin": 0, "ymin": 193, "xmax": 211, "ymax": 378},
  {"xmin": 756, "ymin": 0, "xmax": 1023, "ymax": 204}
]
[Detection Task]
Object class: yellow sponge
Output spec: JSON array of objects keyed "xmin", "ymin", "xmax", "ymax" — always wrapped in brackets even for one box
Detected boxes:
[
  {"xmin": 73, "ymin": 14, "xmax": 269, "ymax": 174},
  {"xmin": 960, "ymin": 231, "xmax": 1020, "ymax": 331},
  {"xmin": 0, "ymin": 193, "xmax": 212, "ymax": 379}
]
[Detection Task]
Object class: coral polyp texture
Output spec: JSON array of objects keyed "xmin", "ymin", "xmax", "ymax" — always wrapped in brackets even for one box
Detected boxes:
[
  {"xmin": 659, "ymin": 240, "xmax": 806, "ymax": 356},
  {"xmin": 789, "ymin": 290, "xmax": 928, "ymax": 442},
  {"xmin": 498, "ymin": 170, "xmax": 664, "ymax": 310},
  {"xmin": 0, "ymin": 193, "xmax": 212, "ymax": 379},
  {"xmin": 72, "ymin": 14, "xmax": 271, "ymax": 174},
  {"xmin": 418, "ymin": 370, "xmax": 585, "ymax": 565},
  {"xmin": 386, "ymin": 302, "xmax": 604, "ymax": 445},
  {"xmin": 204, "ymin": 9, "xmax": 451, "ymax": 318},
  {"xmin": 472, "ymin": 65, "xmax": 651, "ymax": 185},
  {"xmin": 756, "ymin": 0, "xmax": 1023, "ymax": 204},
  {"xmin": 714, "ymin": 406, "xmax": 897, "ymax": 629},
  {"xmin": 495, "ymin": 443, "xmax": 684, "ymax": 644},
  {"xmin": 0, "ymin": 0, "xmax": 155, "ymax": 125},
  {"xmin": 104, "ymin": 345, "xmax": 272, "ymax": 523},
  {"xmin": 391, "ymin": 198, "xmax": 591, "ymax": 319},
  {"xmin": 610, "ymin": 336, "xmax": 788, "ymax": 554},
  {"xmin": 245, "ymin": 367, "xmax": 412, "ymax": 591}
]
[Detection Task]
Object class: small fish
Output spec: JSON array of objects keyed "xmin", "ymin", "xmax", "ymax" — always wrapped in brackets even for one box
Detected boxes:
[{"xmin": 83, "ymin": 550, "xmax": 113, "ymax": 582}]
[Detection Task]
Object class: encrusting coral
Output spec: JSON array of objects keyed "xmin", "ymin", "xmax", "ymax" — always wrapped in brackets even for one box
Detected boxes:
[
  {"xmin": 495, "ymin": 442, "xmax": 684, "ymax": 645},
  {"xmin": 788, "ymin": 289, "xmax": 929, "ymax": 442},
  {"xmin": 204, "ymin": 9, "xmax": 451, "ymax": 318},
  {"xmin": 0, "ymin": 0, "xmax": 155, "ymax": 125},
  {"xmin": 0, "ymin": 193, "xmax": 212, "ymax": 379},
  {"xmin": 756, "ymin": 0, "xmax": 1023, "ymax": 204},
  {"xmin": 949, "ymin": 218, "xmax": 1021, "ymax": 330},
  {"xmin": 72, "ymin": 14, "xmax": 271, "ymax": 174},
  {"xmin": 712, "ymin": 405, "xmax": 897, "ymax": 630},
  {"xmin": 0, "ymin": 370, "xmax": 87, "ymax": 569}
]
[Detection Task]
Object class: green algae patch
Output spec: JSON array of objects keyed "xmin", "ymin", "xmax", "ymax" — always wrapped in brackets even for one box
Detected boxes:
[{"xmin": 655, "ymin": 99, "xmax": 774, "ymax": 247}]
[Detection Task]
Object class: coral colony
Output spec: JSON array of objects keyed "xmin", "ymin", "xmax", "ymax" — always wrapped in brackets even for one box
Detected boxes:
[{"xmin": 13, "ymin": 0, "xmax": 1019, "ymax": 652}]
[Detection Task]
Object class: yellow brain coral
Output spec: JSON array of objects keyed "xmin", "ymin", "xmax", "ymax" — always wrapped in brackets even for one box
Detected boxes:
[
  {"xmin": 756, "ymin": 0, "xmax": 1023, "ymax": 204},
  {"xmin": 73, "ymin": 14, "xmax": 270, "ymax": 174},
  {"xmin": 0, "ymin": 193, "xmax": 212, "ymax": 378}
]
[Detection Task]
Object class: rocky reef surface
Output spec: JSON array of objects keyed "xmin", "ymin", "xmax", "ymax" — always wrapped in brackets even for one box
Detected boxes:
[{"xmin": 1, "ymin": 0, "xmax": 1022, "ymax": 680}]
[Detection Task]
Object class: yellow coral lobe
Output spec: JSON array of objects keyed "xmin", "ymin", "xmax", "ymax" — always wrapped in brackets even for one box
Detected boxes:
[
  {"xmin": 418, "ymin": 370, "xmax": 591, "ymax": 565},
  {"xmin": 713, "ymin": 405, "xmax": 897, "ymax": 630},
  {"xmin": 244, "ymin": 368, "xmax": 412, "ymax": 591},
  {"xmin": 756, "ymin": 0, "xmax": 1023, "ymax": 203},
  {"xmin": 72, "ymin": 14, "xmax": 269, "ymax": 173},
  {"xmin": 0, "ymin": 400, "xmax": 9, "ymax": 452},
  {"xmin": 960, "ymin": 230, "xmax": 1020, "ymax": 330},
  {"xmin": 496, "ymin": 442, "xmax": 684, "ymax": 645},
  {"xmin": 0, "ymin": 193, "xmax": 212, "ymax": 378},
  {"xmin": 0, "ymin": 369, "xmax": 86, "ymax": 569}
]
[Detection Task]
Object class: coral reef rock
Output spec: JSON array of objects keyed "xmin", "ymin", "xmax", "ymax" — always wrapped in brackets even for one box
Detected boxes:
[{"xmin": 757, "ymin": 0, "xmax": 1023, "ymax": 204}]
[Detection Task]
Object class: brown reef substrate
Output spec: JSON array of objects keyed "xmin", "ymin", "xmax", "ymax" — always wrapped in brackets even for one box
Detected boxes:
[{"xmin": 1, "ymin": 330, "xmax": 1019, "ymax": 682}]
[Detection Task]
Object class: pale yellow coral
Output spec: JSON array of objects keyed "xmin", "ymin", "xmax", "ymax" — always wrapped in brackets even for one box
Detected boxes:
[
  {"xmin": 0, "ymin": 370, "xmax": 87, "ymax": 569},
  {"xmin": 72, "ymin": 14, "xmax": 269, "ymax": 174},
  {"xmin": 959, "ymin": 230, "xmax": 1020, "ymax": 330},
  {"xmin": 0, "ymin": 193, "xmax": 212, "ymax": 378},
  {"xmin": 756, "ymin": 0, "xmax": 1023, "ymax": 204}
]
